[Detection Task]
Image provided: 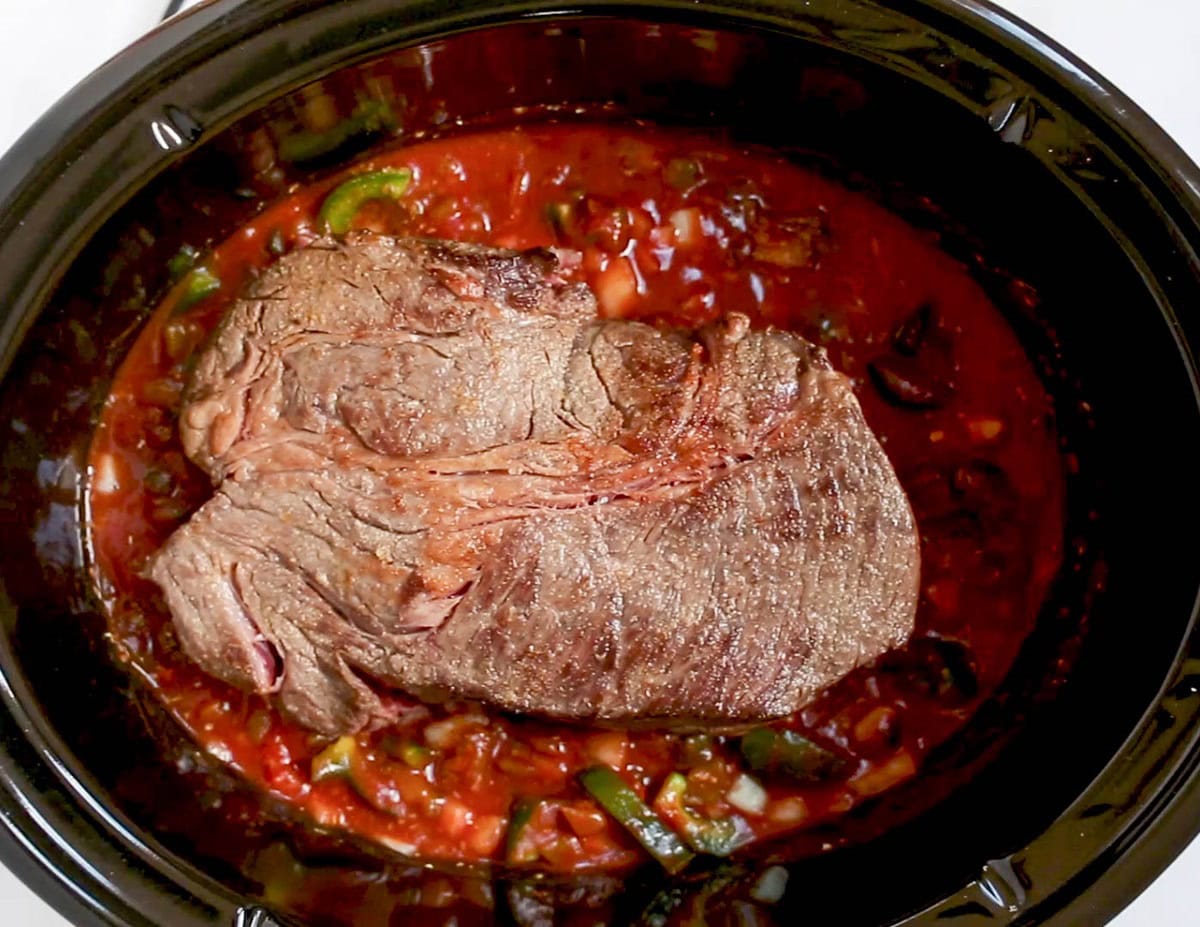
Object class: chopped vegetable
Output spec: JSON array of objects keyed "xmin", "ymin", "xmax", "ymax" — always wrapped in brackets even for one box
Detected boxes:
[
  {"xmin": 766, "ymin": 796, "xmax": 808, "ymax": 825},
  {"xmin": 584, "ymin": 730, "xmax": 627, "ymax": 768},
  {"xmin": 752, "ymin": 237, "xmax": 814, "ymax": 268},
  {"xmin": 67, "ymin": 318, "xmax": 97, "ymax": 363},
  {"xmin": 173, "ymin": 267, "xmax": 221, "ymax": 314},
  {"xmin": 594, "ymin": 258, "xmax": 640, "ymax": 316},
  {"xmin": 814, "ymin": 311, "xmax": 850, "ymax": 344},
  {"xmin": 140, "ymin": 378, "xmax": 183, "ymax": 410},
  {"xmin": 505, "ymin": 798, "xmax": 540, "ymax": 864},
  {"xmin": 167, "ymin": 243, "xmax": 199, "ymax": 282},
  {"xmin": 638, "ymin": 883, "xmax": 689, "ymax": 927},
  {"xmin": 397, "ymin": 740, "xmax": 431, "ymax": 768},
  {"xmin": 545, "ymin": 200, "xmax": 581, "ymax": 240},
  {"xmin": 852, "ymin": 705, "xmax": 900, "ymax": 751},
  {"xmin": 752, "ymin": 215, "xmax": 824, "ymax": 268},
  {"xmin": 423, "ymin": 713, "xmax": 484, "ymax": 748},
  {"xmin": 472, "ymin": 813, "xmax": 507, "ymax": 857},
  {"xmin": 311, "ymin": 736, "xmax": 415, "ymax": 817},
  {"xmin": 246, "ymin": 709, "xmax": 273, "ymax": 744},
  {"xmin": 665, "ymin": 157, "xmax": 702, "ymax": 191},
  {"xmin": 279, "ymin": 99, "xmax": 396, "ymax": 164},
  {"xmin": 559, "ymin": 802, "xmax": 607, "ymax": 837},
  {"xmin": 749, "ymin": 865, "xmax": 789, "ymax": 903},
  {"xmin": 162, "ymin": 316, "xmax": 205, "ymax": 362},
  {"xmin": 579, "ymin": 766, "xmax": 694, "ymax": 872},
  {"xmin": 589, "ymin": 206, "xmax": 641, "ymax": 254},
  {"xmin": 850, "ymin": 749, "xmax": 917, "ymax": 797},
  {"xmin": 317, "ymin": 168, "xmax": 412, "ymax": 236},
  {"xmin": 382, "ymin": 733, "xmax": 434, "ymax": 768},
  {"xmin": 311, "ymin": 735, "xmax": 357, "ymax": 782},
  {"xmin": 653, "ymin": 773, "xmax": 750, "ymax": 856},
  {"xmin": 266, "ymin": 228, "xmax": 287, "ymax": 256},
  {"xmin": 966, "ymin": 415, "xmax": 1006, "ymax": 444},
  {"xmin": 739, "ymin": 727, "xmax": 849, "ymax": 782},
  {"xmin": 636, "ymin": 866, "xmax": 742, "ymax": 927},
  {"xmin": 142, "ymin": 465, "xmax": 173, "ymax": 495},
  {"xmin": 669, "ymin": 208, "xmax": 703, "ymax": 248},
  {"xmin": 725, "ymin": 773, "xmax": 767, "ymax": 816},
  {"xmin": 680, "ymin": 734, "xmax": 716, "ymax": 766}
]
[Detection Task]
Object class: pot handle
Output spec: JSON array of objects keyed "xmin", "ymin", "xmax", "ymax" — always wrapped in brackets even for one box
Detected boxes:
[
  {"xmin": 162, "ymin": 0, "xmax": 218, "ymax": 21},
  {"xmin": 234, "ymin": 907, "xmax": 287, "ymax": 927}
]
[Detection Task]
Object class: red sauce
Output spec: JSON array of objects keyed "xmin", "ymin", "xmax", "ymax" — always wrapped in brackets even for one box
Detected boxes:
[{"xmin": 86, "ymin": 123, "xmax": 1064, "ymax": 873}]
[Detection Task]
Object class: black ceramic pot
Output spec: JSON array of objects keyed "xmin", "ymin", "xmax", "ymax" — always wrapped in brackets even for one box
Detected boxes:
[{"xmin": 1, "ymin": 1, "xmax": 1198, "ymax": 925}]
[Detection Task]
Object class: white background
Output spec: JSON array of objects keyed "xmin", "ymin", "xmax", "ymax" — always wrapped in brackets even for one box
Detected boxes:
[{"xmin": 0, "ymin": 0, "xmax": 1196, "ymax": 924}]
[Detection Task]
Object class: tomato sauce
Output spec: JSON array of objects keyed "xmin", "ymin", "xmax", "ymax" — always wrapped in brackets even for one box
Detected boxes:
[{"xmin": 86, "ymin": 122, "xmax": 1064, "ymax": 873}]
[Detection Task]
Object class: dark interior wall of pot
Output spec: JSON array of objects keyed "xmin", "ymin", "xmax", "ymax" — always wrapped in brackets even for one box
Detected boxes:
[{"xmin": 0, "ymin": 9, "xmax": 1198, "ymax": 927}]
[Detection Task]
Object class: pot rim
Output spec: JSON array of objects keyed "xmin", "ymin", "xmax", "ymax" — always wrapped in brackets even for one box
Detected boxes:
[{"xmin": 1, "ymin": 1, "xmax": 1199, "ymax": 925}]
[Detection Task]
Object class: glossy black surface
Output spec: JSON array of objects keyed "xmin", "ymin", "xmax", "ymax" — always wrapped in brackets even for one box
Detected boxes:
[{"xmin": 0, "ymin": 1, "xmax": 1198, "ymax": 925}]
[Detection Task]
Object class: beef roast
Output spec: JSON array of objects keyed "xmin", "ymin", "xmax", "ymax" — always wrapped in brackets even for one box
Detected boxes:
[{"xmin": 151, "ymin": 233, "xmax": 920, "ymax": 735}]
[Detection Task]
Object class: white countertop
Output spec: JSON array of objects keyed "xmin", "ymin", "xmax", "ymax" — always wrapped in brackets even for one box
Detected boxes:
[{"xmin": 0, "ymin": 0, "xmax": 1196, "ymax": 923}]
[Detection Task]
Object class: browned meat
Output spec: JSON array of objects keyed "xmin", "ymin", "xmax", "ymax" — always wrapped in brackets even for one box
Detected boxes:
[
  {"xmin": 151, "ymin": 234, "xmax": 919, "ymax": 735},
  {"xmin": 179, "ymin": 237, "xmax": 596, "ymax": 477}
]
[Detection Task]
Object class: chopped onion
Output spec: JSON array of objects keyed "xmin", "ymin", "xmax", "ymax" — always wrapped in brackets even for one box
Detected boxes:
[
  {"xmin": 726, "ymin": 773, "xmax": 768, "ymax": 816},
  {"xmin": 669, "ymin": 208, "xmax": 703, "ymax": 248},
  {"xmin": 424, "ymin": 716, "xmax": 468, "ymax": 748},
  {"xmin": 594, "ymin": 258, "xmax": 639, "ymax": 316},
  {"xmin": 585, "ymin": 731, "xmax": 628, "ymax": 769},
  {"xmin": 766, "ymin": 796, "xmax": 808, "ymax": 825},
  {"xmin": 750, "ymin": 866, "xmax": 789, "ymax": 904}
]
